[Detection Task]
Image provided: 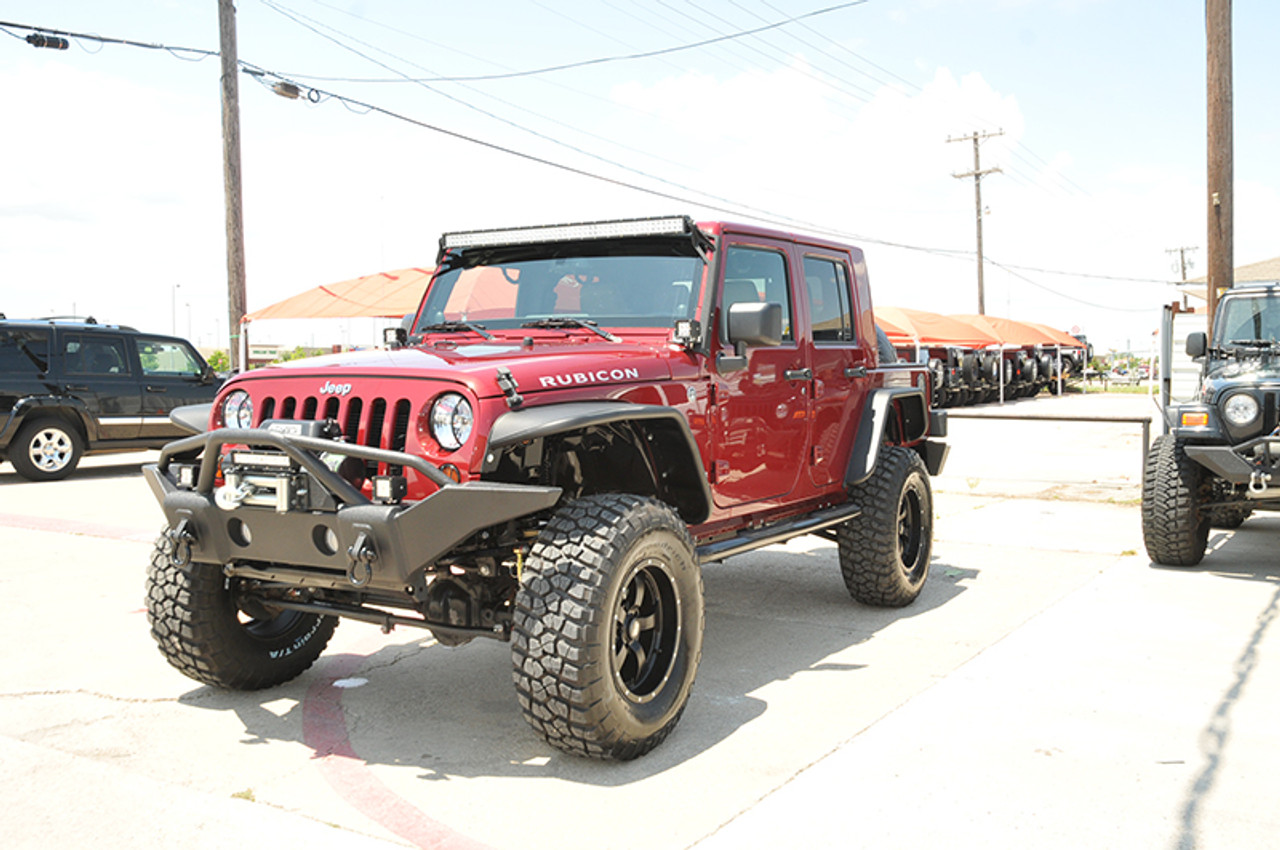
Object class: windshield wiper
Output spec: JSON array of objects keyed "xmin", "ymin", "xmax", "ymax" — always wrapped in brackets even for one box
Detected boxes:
[
  {"xmin": 521, "ymin": 317, "xmax": 619, "ymax": 342},
  {"xmin": 418, "ymin": 321, "xmax": 494, "ymax": 340}
]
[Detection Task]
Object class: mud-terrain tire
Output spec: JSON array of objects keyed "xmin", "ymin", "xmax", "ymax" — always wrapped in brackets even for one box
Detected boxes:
[
  {"xmin": 512, "ymin": 494, "xmax": 703, "ymax": 760},
  {"xmin": 1208, "ymin": 507, "xmax": 1249, "ymax": 529},
  {"xmin": 146, "ymin": 531, "xmax": 337, "ymax": 689},
  {"xmin": 10, "ymin": 418, "xmax": 83, "ymax": 481},
  {"xmin": 839, "ymin": 445, "xmax": 932, "ymax": 607},
  {"xmin": 1141, "ymin": 435, "xmax": 1209, "ymax": 566}
]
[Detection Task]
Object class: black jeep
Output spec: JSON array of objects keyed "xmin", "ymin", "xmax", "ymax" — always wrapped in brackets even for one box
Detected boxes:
[
  {"xmin": 1143, "ymin": 283, "xmax": 1280, "ymax": 565},
  {"xmin": 0, "ymin": 317, "xmax": 220, "ymax": 481}
]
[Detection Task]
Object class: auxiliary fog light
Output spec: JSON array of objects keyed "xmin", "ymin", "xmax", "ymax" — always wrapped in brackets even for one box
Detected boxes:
[{"xmin": 372, "ymin": 475, "xmax": 408, "ymax": 504}]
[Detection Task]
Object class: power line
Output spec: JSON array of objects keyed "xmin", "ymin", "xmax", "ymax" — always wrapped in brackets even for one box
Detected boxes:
[
  {"xmin": 1, "ymin": 14, "xmax": 1166, "ymax": 298},
  {"xmin": 270, "ymin": 0, "xmax": 869, "ymax": 84}
]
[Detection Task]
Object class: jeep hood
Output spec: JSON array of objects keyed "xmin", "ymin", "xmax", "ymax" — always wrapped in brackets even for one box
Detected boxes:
[
  {"xmin": 227, "ymin": 338, "xmax": 676, "ymax": 398},
  {"xmin": 1203, "ymin": 356, "xmax": 1280, "ymax": 396}
]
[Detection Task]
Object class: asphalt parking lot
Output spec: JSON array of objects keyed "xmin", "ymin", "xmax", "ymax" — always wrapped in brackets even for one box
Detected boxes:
[{"xmin": 2, "ymin": 391, "xmax": 1278, "ymax": 849}]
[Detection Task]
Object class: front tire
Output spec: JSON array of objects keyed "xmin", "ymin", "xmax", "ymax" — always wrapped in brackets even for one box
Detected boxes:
[
  {"xmin": 10, "ymin": 418, "xmax": 83, "ymax": 481},
  {"xmin": 839, "ymin": 445, "xmax": 933, "ymax": 607},
  {"xmin": 146, "ymin": 530, "xmax": 337, "ymax": 689},
  {"xmin": 1141, "ymin": 435, "xmax": 1209, "ymax": 566},
  {"xmin": 512, "ymin": 494, "xmax": 703, "ymax": 760}
]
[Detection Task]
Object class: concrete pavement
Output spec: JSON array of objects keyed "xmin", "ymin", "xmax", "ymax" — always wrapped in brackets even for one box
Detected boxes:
[{"xmin": 1, "ymin": 392, "xmax": 1277, "ymax": 849}]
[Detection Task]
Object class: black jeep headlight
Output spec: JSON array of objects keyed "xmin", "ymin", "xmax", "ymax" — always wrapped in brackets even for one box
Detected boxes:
[
  {"xmin": 220, "ymin": 390, "xmax": 254, "ymax": 429},
  {"xmin": 425, "ymin": 392, "xmax": 473, "ymax": 451},
  {"xmin": 1223, "ymin": 393, "xmax": 1260, "ymax": 427}
]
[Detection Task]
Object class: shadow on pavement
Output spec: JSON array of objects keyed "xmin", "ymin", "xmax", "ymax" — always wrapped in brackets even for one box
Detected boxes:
[{"xmin": 177, "ymin": 541, "xmax": 975, "ymax": 787}]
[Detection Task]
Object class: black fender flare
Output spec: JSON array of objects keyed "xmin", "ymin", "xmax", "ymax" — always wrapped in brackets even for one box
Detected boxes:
[
  {"xmin": 0, "ymin": 396, "xmax": 95, "ymax": 447},
  {"xmin": 484, "ymin": 401, "xmax": 713, "ymax": 524},
  {"xmin": 845, "ymin": 387, "xmax": 938, "ymax": 487}
]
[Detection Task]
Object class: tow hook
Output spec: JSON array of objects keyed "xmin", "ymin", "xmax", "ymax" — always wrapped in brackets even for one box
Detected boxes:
[
  {"xmin": 164, "ymin": 519, "xmax": 197, "ymax": 567},
  {"xmin": 347, "ymin": 531, "xmax": 377, "ymax": 587},
  {"xmin": 1249, "ymin": 469, "xmax": 1272, "ymax": 494}
]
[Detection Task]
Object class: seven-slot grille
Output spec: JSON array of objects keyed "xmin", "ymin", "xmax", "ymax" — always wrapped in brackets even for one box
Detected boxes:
[{"xmin": 256, "ymin": 393, "xmax": 414, "ymax": 475}]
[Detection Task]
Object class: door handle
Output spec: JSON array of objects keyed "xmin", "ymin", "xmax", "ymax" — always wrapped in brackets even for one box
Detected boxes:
[
  {"xmin": 844, "ymin": 366, "xmax": 868, "ymax": 379},
  {"xmin": 65, "ymin": 384, "xmax": 89, "ymax": 392},
  {"xmin": 146, "ymin": 385, "xmax": 168, "ymax": 392},
  {"xmin": 784, "ymin": 368, "xmax": 812, "ymax": 381}
]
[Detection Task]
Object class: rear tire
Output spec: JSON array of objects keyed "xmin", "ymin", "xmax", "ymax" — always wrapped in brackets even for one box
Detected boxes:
[
  {"xmin": 839, "ymin": 445, "xmax": 933, "ymax": 607},
  {"xmin": 1141, "ymin": 436, "xmax": 1210, "ymax": 566},
  {"xmin": 512, "ymin": 494, "xmax": 703, "ymax": 760},
  {"xmin": 146, "ymin": 530, "xmax": 336, "ymax": 689},
  {"xmin": 10, "ymin": 418, "xmax": 83, "ymax": 481}
]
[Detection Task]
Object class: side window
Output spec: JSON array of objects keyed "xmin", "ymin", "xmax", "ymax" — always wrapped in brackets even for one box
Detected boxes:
[
  {"xmin": 64, "ymin": 335, "xmax": 129, "ymax": 376},
  {"xmin": 0, "ymin": 330, "xmax": 50, "ymax": 376},
  {"xmin": 803, "ymin": 256, "xmax": 855, "ymax": 343},
  {"xmin": 721, "ymin": 245, "xmax": 793, "ymax": 341},
  {"xmin": 136, "ymin": 339, "xmax": 202, "ymax": 377}
]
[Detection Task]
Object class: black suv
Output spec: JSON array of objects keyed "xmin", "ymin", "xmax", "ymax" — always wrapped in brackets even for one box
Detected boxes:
[
  {"xmin": 1143, "ymin": 282, "xmax": 1280, "ymax": 565},
  {"xmin": 0, "ymin": 317, "xmax": 221, "ymax": 481}
]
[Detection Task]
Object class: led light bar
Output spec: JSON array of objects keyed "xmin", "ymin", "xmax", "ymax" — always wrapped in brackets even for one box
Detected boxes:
[
  {"xmin": 230, "ymin": 451, "xmax": 294, "ymax": 469},
  {"xmin": 441, "ymin": 215, "xmax": 693, "ymax": 251}
]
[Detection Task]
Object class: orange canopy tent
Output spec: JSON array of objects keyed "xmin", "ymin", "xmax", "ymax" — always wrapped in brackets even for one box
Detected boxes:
[
  {"xmin": 1024, "ymin": 321, "xmax": 1087, "ymax": 348},
  {"xmin": 877, "ymin": 306, "xmax": 1002, "ymax": 348},
  {"xmin": 949, "ymin": 314, "xmax": 1061, "ymax": 347},
  {"xmin": 243, "ymin": 267, "xmax": 434, "ymax": 323}
]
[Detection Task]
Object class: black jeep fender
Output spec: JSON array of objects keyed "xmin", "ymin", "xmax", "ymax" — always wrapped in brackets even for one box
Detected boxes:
[
  {"xmin": 482, "ymin": 401, "xmax": 713, "ymax": 525},
  {"xmin": 845, "ymin": 387, "xmax": 948, "ymax": 487},
  {"xmin": 0, "ymin": 395, "xmax": 95, "ymax": 450}
]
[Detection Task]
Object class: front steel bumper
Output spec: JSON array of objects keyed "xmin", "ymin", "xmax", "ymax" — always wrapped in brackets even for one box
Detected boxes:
[
  {"xmin": 1186, "ymin": 435, "xmax": 1280, "ymax": 496},
  {"xmin": 144, "ymin": 428, "xmax": 562, "ymax": 592}
]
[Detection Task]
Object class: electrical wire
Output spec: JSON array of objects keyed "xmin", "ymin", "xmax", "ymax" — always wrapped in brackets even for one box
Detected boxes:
[{"xmin": 269, "ymin": 0, "xmax": 869, "ymax": 83}]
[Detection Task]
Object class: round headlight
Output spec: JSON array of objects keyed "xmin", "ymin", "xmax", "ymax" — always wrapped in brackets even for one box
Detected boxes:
[
  {"xmin": 428, "ymin": 393, "xmax": 473, "ymax": 451},
  {"xmin": 221, "ymin": 389, "xmax": 253, "ymax": 429},
  {"xmin": 1223, "ymin": 393, "xmax": 1260, "ymax": 427}
]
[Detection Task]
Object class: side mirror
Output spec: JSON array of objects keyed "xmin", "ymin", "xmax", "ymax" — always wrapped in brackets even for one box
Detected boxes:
[
  {"xmin": 1186, "ymin": 331, "xmax": 1207, "ymax": 358},
  {"xmin": 718, "ymin": 301, "xmax": 782, "ymax": 372}
]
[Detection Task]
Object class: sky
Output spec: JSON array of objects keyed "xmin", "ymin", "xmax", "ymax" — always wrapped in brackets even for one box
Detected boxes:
[{"xmin": 2, "ymin": 0, "xmax": 1278, "ymax": 355}]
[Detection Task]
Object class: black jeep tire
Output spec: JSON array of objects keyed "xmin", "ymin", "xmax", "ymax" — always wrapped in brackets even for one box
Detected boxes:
[
  {"xmin": 1208, "ymin": 505, "xmax": 1251, "ymax": 530},
  {"xmin": 10, "ymin": 418, "xmax": 83, "ymax": 481},
  {"xmin": 1141, "ymin": 435, "xmax": 1209, "ymax": 566},
  {"xmin": 839, "ymin": 445, "xmax": 933, "ymax": 607},
  {"xmin": 512, "ymin": 494, "xmax": 703, "ymax": 760},
  {"xmin": 146, "ymin": 531, "xmax": 337, "ymax": 689}
]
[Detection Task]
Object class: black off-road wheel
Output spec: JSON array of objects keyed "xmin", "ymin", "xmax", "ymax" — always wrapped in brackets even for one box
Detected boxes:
[
  {"xmin": 1141, "ymin": 435, "xmax": 1209, "ymax": 566},
  {"xmin": 146, "ymin": 530, "xmax": 337, "ymax": 689},
  {"xmin": 10, "ymin": 418, "xmax": 83, "ymax": 481},
  {"xmin": 512, "ymin": 494, "xmax": 704, "ymax": 760},
  {"xmin": 838, "ymin": 445, "xmax": 933, "ymax": 607}
]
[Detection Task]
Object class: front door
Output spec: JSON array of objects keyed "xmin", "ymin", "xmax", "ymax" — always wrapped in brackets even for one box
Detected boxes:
[
  {"xmin": 59, "ymin": 332, "xmax": 141, "ymax": 441},
  {"xmin": 711, "ymin": 241, "xmax": 811, "ymax": 508}
]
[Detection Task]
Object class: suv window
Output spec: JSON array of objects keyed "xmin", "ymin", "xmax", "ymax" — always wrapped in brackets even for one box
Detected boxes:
[
  {"xmin": 136, "ymin": 338, "xmax": 203, "ymax": 377},
  {"xmin": 63, "ymin": 334, "xmax": 130, "ymax": 376},
  {"xmin": 722, "ymin": 245, "xmax": 793, "ymax": 341},
  {"xmin": 803, "ymin": 256, "xmax": 855, "ymax": 343},
  {"xmin": 0, "ymin": 329, "xmax": 50, "ymax": 376}
]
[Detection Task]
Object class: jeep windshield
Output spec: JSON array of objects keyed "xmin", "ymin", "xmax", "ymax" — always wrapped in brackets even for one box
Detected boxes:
[
  {"xmin": 1214, "ymin": 290, "xmax": 1280, "ymax": 350},
  {"xmin": 416, "ymin": 247, "xmax": 705, "ymax": 337}
]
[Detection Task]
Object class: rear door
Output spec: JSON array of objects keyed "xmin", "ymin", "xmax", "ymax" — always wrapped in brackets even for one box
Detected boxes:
[
  {"xmin": 802, "ymin": 253, "xmax": 871, "ymax": 487},
  {"xmin": 60, "ymin": 332, "xmax": 141, "ymax": 441}
]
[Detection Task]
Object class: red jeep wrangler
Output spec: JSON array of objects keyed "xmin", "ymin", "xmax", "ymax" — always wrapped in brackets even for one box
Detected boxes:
[{"xmin": 145, "ymin": 216, "xmax": 948, "ymax": 760}]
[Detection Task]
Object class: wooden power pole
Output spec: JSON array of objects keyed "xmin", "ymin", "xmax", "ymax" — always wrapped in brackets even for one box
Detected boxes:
[
  {"xmin": 1206, "ymin": 0, "xmax": 1233, "ymax": 330},
  {"xmin": 949, "ymin": 130, "xmax": 1003, "ymax": 315},
  {"xmin": 219, "ymin": 0, "xmax": 248, "ymax": 371}
]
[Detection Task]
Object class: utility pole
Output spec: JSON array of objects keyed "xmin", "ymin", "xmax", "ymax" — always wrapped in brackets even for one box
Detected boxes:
[
  {"xmin": 1206, "ymin": 0, "xmax": 1233, "ymax": 331},
  {"xmin": 219, "ymin": 0, "xmax": 248, "ymax": 371},
  {"xmin": 949, "ymin": 130, "xmax": 1003, "ymax": 315},
  {"xmin": 1166, "ymin": 246, "xmax": 1199, "ymax": 281}
]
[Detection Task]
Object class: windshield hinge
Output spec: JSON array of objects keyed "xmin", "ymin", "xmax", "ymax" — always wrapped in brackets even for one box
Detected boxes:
[{"xmin": 496, "ymin": 367, "xmax": 524, "ymax": 409}]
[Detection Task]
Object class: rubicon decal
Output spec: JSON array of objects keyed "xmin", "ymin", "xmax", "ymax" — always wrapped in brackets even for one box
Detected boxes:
[
  {"xmin": 319, "ymin": 381, "xmax": 353, "ymax": 396},
  {"xmin": 539, "ymin": 367, "xmax": 641, "ymax": 388}
]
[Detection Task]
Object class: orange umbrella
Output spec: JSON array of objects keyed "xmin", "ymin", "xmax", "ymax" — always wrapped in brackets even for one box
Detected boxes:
[{"xmin": 244, "ymin": 267, "xmax": 434, "ymax": 322}]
